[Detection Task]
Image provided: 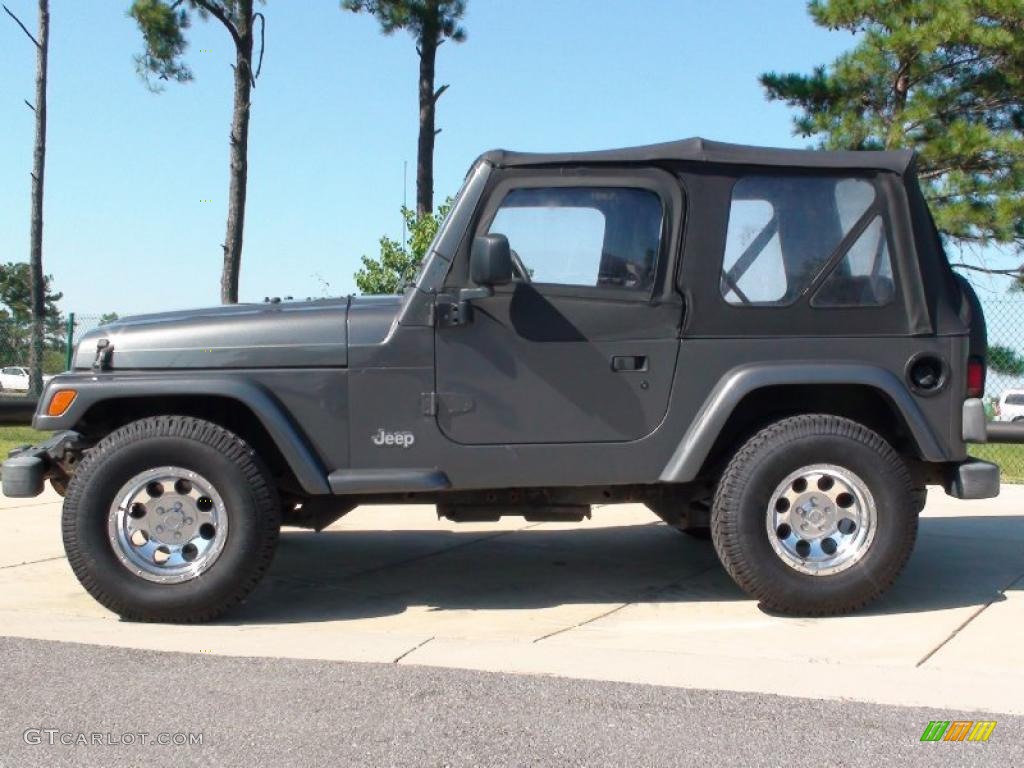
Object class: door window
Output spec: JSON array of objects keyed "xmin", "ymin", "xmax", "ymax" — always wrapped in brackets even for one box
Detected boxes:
[{"xmin": 487, "ymin": 187, "xmax": 663, "ymax": 292}]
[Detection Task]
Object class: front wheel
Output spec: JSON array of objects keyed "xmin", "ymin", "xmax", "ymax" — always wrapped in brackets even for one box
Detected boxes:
[
  {"xmin": 62, "ymin": 416, "xmax": 281, "ymax": 622},
  {"xmin": 711, "ymin": 415, "xmax": 916, "ymax": 616}
]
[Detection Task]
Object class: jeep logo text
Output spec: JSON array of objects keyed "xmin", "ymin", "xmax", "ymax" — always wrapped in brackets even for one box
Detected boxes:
[{"xmin": 372, "ymin": 429, "xmax": 415, "ymax": 448}]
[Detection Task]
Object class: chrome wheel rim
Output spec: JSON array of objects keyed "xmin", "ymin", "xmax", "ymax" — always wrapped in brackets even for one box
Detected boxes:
[
  {"xmin": 766, "ymin": 464, "xmax": 876, "ymax": 576},
  {"xmin": 108, "ymin": 467, "xmax": 228, "ymax": 583}
]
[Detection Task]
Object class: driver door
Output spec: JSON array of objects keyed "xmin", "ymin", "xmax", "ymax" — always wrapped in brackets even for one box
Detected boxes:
[{"xmin": 434, "ymin": 170, "xmax": 684, "ymax": 446}]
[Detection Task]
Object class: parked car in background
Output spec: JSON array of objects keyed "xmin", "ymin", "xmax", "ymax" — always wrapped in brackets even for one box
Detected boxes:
[
  {"xmin": 0, "ymin": 366, "xmax": 55, "ymax": 392},
  {"xmin": 0, "ymin": 367, "xmax": 30, "ymax": 391},
  {"xmin": 996, "ymin": 390, "xmax": 1024, "ymax": 422}
]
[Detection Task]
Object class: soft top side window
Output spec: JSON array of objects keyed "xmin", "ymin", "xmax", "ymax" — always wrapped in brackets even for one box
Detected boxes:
[
  {"xmin": 487, "ymin": 186, "xmax": 663, "ymax": 293},
  {"xmin": 721, "ymin": 175, "xmax": 889, "ymax": 307},
  {"xmin": 812, "ymin": 216, "xmax": 894, "ymax": 307}
]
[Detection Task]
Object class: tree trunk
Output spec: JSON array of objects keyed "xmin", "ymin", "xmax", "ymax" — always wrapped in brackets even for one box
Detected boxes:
[
  {"xmin": 28, "ymin": 0, "xmax": 48, "ymax": 395},
  {"xmin": 220, "ymin": 0, "xmax": 253, "ymax": 305},
  {"xmin": 416, "ymin": 34, "xmax": 437, "ymax": 218}
]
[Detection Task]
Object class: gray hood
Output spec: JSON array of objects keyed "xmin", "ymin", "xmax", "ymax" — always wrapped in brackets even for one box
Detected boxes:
[{"xmin": 73, "ymin": 298, "xmax": 354, "ymax": 370}]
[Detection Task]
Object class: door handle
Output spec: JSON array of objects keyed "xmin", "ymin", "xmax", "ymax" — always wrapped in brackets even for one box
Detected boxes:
[{"xmin": 611, "ymin": 355, "xmax": 647, "ymax": 372}]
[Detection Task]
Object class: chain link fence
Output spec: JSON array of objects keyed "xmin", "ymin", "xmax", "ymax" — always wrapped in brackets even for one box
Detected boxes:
[
  {"xmin": 969, "ymin": 296, "xmax": 1024, "ymax": 482},
  {"xmin": 0, "ymin": 314, "xmax": 107, "ymax": 397},
  {"xmin": 66, "ymin": 313, "xmax": 109, "ymax": 359}
]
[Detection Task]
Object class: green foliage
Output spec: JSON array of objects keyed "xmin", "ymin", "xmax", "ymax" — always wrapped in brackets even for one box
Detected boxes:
[
  {"xmin": 42, "ymin": 348, "xmax": 65, "ymax": 375},
  {"xmin": 762, "ymin": 0, "xmax": 1024, "ymax": 270},
  {"xmin": 988, "ymin": 343, "xmax": 1024, "ymax": 376},
  {"xmin": 0, "ymin": 263, "xmax": 62, "ymax": 323},
  {"xmin": 98, "ymin": 312, "xmax": 120, "ymax": 325},
  {"xmin": 355, "ymin": 200, "xmax": 451, "ymax": 294},
  {"xmin": 0, "ymin": 262, "xmax": 64, "ymax": 367},
  {"xmin": 342, "ymin": 0, "xmax": 466, "ymax": 43},
  {"xmin": 129, "ymin": 1, "xmax": 258, "ymax": 90},
  {"xmin": 129, "ymin": 0, "xmax": 193, "ymax": 89}
]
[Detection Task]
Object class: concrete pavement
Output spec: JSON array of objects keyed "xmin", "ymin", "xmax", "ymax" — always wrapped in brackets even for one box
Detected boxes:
[{"xmin": 0, "ymin": 485, "xmax": 1021, "ymax": 715}]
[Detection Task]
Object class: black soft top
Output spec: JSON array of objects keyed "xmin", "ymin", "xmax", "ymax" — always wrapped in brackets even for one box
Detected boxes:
[{"xmin": 479, "ymin": 137, "xmax": 914, "ymax": 174}]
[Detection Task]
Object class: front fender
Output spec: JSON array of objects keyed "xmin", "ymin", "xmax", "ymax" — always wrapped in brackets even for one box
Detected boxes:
[
  {"xmin": 659, "ymin": 362, "xmax": 944, "ymax": 483},
  {"xmin": 35, "ymin": 373, "xmax": 330, "ymax": 495}
]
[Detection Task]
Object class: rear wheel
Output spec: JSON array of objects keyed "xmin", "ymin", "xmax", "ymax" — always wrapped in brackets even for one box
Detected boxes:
[
  {"xmin": 62, "ymin": 416, "xmax": 281, "ymax": 622},
  {"xmin": 711, "ymin": 414, "xmax": 916, "ymax": 616}
]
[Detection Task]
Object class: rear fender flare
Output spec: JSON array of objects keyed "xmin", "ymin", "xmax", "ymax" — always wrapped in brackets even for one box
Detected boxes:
[{"xmin": 659, "ymin": 362, "xmax": 943, "ymax": 483}]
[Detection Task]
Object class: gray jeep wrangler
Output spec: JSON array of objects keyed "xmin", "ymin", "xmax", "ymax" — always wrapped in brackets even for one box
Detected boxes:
[{"xmin": 2, "ymin": 138, "xmax": 1013, "ymax": 622}]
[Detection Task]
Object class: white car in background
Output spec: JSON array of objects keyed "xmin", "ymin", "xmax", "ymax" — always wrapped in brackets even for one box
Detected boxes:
[
  {"xmin": 996, "ymin": 389, "xmax": 1024, "ymax": 422},
  {"xmin": 0, "ymin": 366, "xmax": 54, "ymax": 392}
]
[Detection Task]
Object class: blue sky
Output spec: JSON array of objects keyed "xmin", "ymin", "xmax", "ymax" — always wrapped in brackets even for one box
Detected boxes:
[{"xmin": 0, "ymin": 1, "xmax": 970, "ymax": 315}]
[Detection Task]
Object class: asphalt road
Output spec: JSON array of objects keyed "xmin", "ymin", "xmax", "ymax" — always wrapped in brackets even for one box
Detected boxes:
[{"xmin": 0, "ymin": 637, "xmax": 1018, "ymax": 767}]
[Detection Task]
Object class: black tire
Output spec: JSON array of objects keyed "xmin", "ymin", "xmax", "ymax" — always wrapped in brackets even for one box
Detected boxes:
[
  {"xmin": 62, "ymin": 416, "xmax": 281, "ymax": 623},
  {"xmin": 711, "ymin": 414, "xmax": 916, "ymax": 616}
]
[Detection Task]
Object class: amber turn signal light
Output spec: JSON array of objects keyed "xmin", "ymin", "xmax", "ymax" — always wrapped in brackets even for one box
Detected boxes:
[{"xmin": 47, "ymin": 389, "xmax": 77, "ymax": 417}]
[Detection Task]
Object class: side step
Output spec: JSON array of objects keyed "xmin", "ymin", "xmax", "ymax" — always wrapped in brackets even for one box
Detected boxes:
[
  {"xmin": 328, "ymin": 467, "xmax": 451, "ymax": 495},
  {"xmin": 438, "ymin": 504, "xmax": 591, "ymax": 524}
]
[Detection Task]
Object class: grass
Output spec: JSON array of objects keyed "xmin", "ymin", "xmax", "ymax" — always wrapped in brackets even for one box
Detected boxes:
[
  {"xmin": 0, "ymin": 426, "xmax": 51, "ymax": 458},
  {"xmin": 969, "ymin": 443, "xmax": 1024, "ymax": 484}
]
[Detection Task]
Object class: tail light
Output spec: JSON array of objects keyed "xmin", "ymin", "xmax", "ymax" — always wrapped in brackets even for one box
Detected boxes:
[{"xmin": 967, "ymin": 356, "xmax": 985, "ymax": 398}]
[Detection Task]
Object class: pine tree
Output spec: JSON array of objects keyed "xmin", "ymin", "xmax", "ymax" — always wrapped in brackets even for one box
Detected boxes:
[
  {"xmin": 0, "ymin": 262, "xmax": 64, "ymax": 368},
  {"xmin": 762, "ymin": 0, "xmax": 1024, "ymax": 277},
  {"xmin": 3, "ymin": 0, "xmax": 50, "ymax": 394},
  {"xmin": 343, "ymin": 0, "xmax": 466, "ymax": 216},
  {"xmin": 129, "ymin": 0, "xmax": 266, "ymax": 303}
]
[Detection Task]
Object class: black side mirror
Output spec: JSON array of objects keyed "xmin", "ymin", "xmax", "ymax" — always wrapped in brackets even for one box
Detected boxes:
[
  {"xmin": 442, "ymin": 234, "xmax": 513, "ymax": 327},
  {"xmin": 470, "ymin": 234, "xmax": 513, "ymax": 287}
]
